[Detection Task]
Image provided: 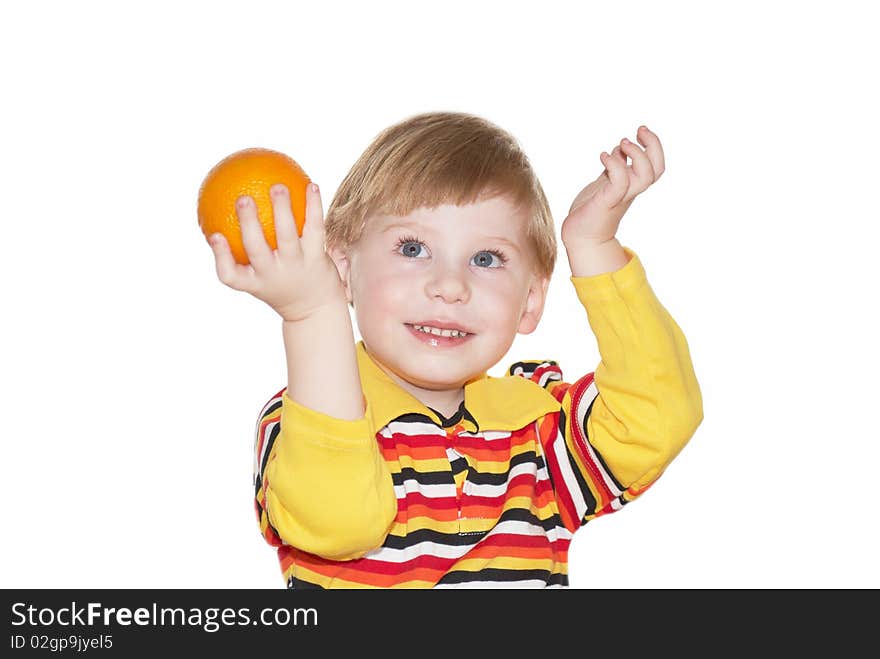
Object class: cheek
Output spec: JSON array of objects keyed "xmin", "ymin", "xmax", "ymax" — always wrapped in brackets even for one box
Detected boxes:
[
  {"xmin": 351, "ymin": 265, "xmax": 413, "ymax": 316},
  {"xmin": 471, "ymin": 277, "xmax": 530, "ymax": 326}
]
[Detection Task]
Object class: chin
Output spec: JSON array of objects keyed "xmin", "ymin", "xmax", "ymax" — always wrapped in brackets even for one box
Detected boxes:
[
  {"xmin": 392, "ymin": 363, "xmax": 474, "ymax": 391},
  {"xmin": 366, "ymin": 329, "xmax": 507, "ymax": 385}
]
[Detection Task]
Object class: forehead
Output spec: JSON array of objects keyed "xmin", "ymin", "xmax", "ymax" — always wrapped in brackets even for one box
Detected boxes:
[{"xmin": 368, "ymin": 194, "xmax": 531, "ymax": 242}]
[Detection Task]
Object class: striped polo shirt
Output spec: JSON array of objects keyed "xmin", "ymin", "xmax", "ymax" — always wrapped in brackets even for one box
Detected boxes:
[{"xmin": 252, "ymin": 248, "xmax": 703, "ymax": 588}]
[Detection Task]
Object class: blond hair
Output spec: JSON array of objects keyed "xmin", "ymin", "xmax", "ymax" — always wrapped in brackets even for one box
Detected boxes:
[{"xmin": 325, "ymin": 111, "xmax": 556, "ymax": 278}]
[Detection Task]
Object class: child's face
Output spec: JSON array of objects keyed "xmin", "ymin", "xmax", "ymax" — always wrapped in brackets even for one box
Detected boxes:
[{"xmin": 330, "ymin": 194, "xmax": 549, "ymax": 395}]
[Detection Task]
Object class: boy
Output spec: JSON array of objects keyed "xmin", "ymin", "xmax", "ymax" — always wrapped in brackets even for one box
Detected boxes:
[{"xmin": 208, "ymin": 111, "xmax": 703, "ymax": 588}]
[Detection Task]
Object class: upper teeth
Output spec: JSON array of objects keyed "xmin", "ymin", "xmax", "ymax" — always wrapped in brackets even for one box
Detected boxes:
[{"xmin": 412, "ymin": 324, "xmax": 469, "ymax": 338}]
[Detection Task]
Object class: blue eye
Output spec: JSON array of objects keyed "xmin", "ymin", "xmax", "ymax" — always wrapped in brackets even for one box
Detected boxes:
[
  {"xmin": 471, "ymin": 250, "xmax": 506, "ymax": 268},
  {"xmin": 396, "ymin": 237, "xmax": 428, "ymax": 258}
]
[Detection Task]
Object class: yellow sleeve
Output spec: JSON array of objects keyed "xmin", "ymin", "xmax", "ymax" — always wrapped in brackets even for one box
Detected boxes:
[
  {"xmin": 261, "ymin": 392, "xmax": 397, "ymax": 560},
  {"xmin": 570, "ymin": 247, "xmax": 703, "ymax": 492}
]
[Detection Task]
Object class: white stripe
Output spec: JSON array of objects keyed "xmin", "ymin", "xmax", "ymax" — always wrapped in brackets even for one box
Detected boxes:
[
  {"xmin": 255, "ymin": 419, "xmax": 279, "ymax": 482},
  {"xmin": 393, "ymin": 460, "xmax": 556, "ymax": 504},
  {"xmin": 364, "ymin": 540, "xmax": 473, "ymax": 564},
  {"xmin": 456, "ymin": 430, "xmax": 511, "ymax": 441},
  {"xmin": 253, "ymin": 395, "xmax": 282, "ymax": 480},
  {"xmin": 538, "ymin": 369, "xmax": 561, "ymax": 388},
  {"xmin": 393, "ymin": 481, "xmax": 457, "ymax": 499},
  {"xmin": 383, "ymin": 420, "xmax": 446, "ymax": 437},
  {"xmin": 574, "ymin": 382, "xmax": 624, "ymax": 497},
  {"xmin": 552, "ymin": 424, "xmax": 589, "ymax": 521},
  {"xmin": 363, "ymin": 517, "xmax": 573, "ymax": 566}
]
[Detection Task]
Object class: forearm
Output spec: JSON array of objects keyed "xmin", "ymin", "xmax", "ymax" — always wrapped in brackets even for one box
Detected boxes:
[
  {"xmin": 283, "ymin": 301, "xmax": 364, "ymax": 420},
  {"xmin": 265, "ymin": 395, "xmax": 396, "ymax": 560},
  {"xmin": 270, "ymin": 303, "xmax": 396, "ymax": 558},
  {"xmin": 571, "ymin": 249, "xmax": 703, "ymax": 490}
]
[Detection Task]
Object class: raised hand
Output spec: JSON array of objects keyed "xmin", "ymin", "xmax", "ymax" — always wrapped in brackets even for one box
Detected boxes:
[
  {"xmin": 561, "ymin": 125, "xmax": 665, "ymax": 249},
  {"xmin": 208, "ymin": 183, "xmax": 347, "ymax": 322}
]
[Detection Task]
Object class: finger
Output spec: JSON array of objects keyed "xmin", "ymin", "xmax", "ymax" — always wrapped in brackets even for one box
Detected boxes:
[
  {"xmin": 610, "ymin": 144, "xmax": 627, "ymax": 165},
  {"xmin": 236, "ymin": 195, "xmax": 274, "ymax": 269},
  {"xmin": 299, "ymin": 183, "xmax": 326, "ymax": 254},
  {"xmin": 619, "ymin": 138, "xmax": 656, "ymax": 190},
  {"xmin": 599, "ymin": 151, "xmax": 628, "ymax": 206},
  {"xmin": 636, "ymin": 125, "xmax": 665, "ymax": 178},
  {"xmin": 269, "ymin": 183, "xmax": 303, "ymax": 259},
  {"xmin": 208, "ymin": 232, "xmax": 252, "ymax": 291}
]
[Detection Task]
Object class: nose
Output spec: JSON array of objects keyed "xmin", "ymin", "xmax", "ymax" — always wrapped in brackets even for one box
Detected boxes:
[{"xmin": 425, "ymin": 263, "xmax": 470, "ymax": 304}]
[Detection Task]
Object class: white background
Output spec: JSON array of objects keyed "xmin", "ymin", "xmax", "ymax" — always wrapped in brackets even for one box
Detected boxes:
[{"xmin": 2, "ymin": 0, "xmax": 877, "ymax": 589}]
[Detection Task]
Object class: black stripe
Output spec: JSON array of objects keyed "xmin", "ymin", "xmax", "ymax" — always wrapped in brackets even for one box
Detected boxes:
[
  {"xmin": 436, "ymin": 567, "xmax": 566, "ymax": 586},
  {"xmin": 560, "ymin": 405, "xmax": 599, "ymax": 517},
  {"xmin": 382, "ymin": 528, "xmax": 489, "ymax": 549},
  {"xmin": 464, "ymin": 450, "xmax": 541, "ymax": 486},
  {"xmin": 287, "ymin": 576, "xmax": 325, "ymax": 590},
  {"xmin": 495, "ymin": 506, "xmax": 564, "ymax": 533},
  {"xmin": 450, "ymin": 456, "xmax": 468, "ymax": 476},
  {"xmin": 390, "ymin": 412, "xmax": 438, "ymax": 425},
  {"xmin": 560, "ymin": 405, "xmax": 600, "ymax": 520},
  {"xmin": 261, "ymin": 398, "xmax": 282, "ymax": 418},
  {"xmin": 288, "ymin": 569, "xmax": 567, "ymax": 588},
  {"xmin": 255, "ymin": 421, "xmax": 281, "ymax": 492},
  {"xmin": 507, "ymin": 360, "xmax": 558, "ymax": 377},
  {"xmin": 427, "ymin": 404, "xmax": 463, "ymax": 428},
  {"xmin": 391, "ymin": 468, "xmax": 454, "ymax": 487},
  {"xmin": 381, "ymin": 507, "xmax": 565, "ymax": 551},
  {"xmin": 566, "ymin": 446, "xmax": 597, "ymax": 520},
  {"xmin": 253, "ymin": 414, "xmax": 284, "ymax": 541},
  {"xmin": 579, "ymin": 395, "xmax": 625, "ymax": 494},
  {"xmin": 390, "ymin": 451, "xmax": 547, "ymax": 488}
]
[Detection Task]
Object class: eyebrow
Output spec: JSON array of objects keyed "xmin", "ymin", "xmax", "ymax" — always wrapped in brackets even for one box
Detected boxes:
[{"xmin": 381, "ymin": 222, "xmax": 523, "ymax": 253}]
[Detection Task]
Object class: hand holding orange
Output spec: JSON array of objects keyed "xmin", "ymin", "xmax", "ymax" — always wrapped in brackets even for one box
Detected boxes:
[{"xmin": 197, "ymin": 147, "xmax": 311, "ymax": 265}]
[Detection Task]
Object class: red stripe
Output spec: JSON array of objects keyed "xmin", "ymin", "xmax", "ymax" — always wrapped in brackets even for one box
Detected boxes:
[
  {"xmin": 395, "ymin": 492, "xmax": 458, "ymax": 513},
  {"xmin": 378, "ymin": 432, "xmax": 451, "ymax": 449},
  {"xmin": 537, "ymin": 413, "xmax": 580, "ymax": 531},
  {"xmin": 568, "ymin": 374, "xmax": 616, "ymax": 507},
  {"xmin": 344, "ymin": 553, "xmax": 458, "ymax": 576},
  {"xmin": 547, "ymin": 380, "xmax": 571, "ymax": 404}
]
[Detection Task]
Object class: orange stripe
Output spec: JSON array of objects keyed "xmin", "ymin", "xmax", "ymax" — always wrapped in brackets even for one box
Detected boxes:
[{"xmin": 403, "ymin": 502, "xmax": 460, "ymax": 521}]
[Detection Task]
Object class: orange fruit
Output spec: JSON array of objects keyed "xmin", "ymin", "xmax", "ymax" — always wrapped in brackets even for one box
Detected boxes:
[{"xmin": 197, "ymin": 147, "xmax": 310, "ymax": 265}]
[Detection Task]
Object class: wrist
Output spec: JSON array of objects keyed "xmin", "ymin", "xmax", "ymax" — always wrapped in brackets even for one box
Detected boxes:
[
  {"xmin": 278, "ymin": 291, "xmax": 350, "ymax": 324},
  {"xmin": 564, "ymin": 237, "xmax": 629, "ymax": 277}
]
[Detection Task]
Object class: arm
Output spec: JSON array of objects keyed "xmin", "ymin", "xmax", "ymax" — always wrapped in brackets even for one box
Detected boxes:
[
  {"xmin": 571, "ymin": 249, "xmax": 701, "ymax": 498},
  {"xmin": 548, "ymin": 127, "xmax": 702, "ymax": 525},
  {"xmin": 282, "ymin": 302, "xmax": 362, "ymax": 420},
  {"xmin": 259, "ymin": 391, "xmax": 396, "ymax": 561},
  {"xmin": 210, "ymin": 183, "xmax": 395, "ymax": 559},
  {"xmin": 266, "ymin": 303, "xmax": 396, "ymax": 560},
  {"xmin": 514, "ymin": 251, "xmax": 701, "ymax": 531}
]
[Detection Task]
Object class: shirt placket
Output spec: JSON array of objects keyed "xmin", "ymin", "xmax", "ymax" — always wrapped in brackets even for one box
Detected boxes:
[{"xmin": 444, "ymin": 423, "xmax": 468, "ymax": 528}]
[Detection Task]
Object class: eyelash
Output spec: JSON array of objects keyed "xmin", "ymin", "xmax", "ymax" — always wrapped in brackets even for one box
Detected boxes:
[{"xmin": 394, "ymin": 235, "xmax": 509, "ymax": 266}]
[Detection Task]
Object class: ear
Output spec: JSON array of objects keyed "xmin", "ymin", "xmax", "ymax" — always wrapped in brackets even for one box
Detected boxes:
[
  {"xmin": 517, "ymin": 275, "xmax": 550, "ymax": 335},
  {"xmin": 328, "ymin": 245, "xmax": 353, "ymax": 304}
]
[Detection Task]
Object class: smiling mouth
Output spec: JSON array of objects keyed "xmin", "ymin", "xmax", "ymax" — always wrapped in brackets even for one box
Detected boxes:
[
  {"xmin": 407, "ymin": 323, "xmax": 472, "ymax": 338},
  {"xmin": 404, "ymin": 323, "xmax": 475, "ymax": 347}
]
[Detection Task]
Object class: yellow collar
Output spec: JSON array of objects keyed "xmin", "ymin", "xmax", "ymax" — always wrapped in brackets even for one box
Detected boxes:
[{"xmin": 355, "ymin": 341, "xmax": 560, "ymax": 432}]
